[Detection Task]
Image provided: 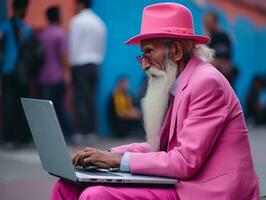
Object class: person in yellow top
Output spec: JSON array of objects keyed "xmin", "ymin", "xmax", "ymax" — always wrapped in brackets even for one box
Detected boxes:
[
  {"xmin": 113, "ymin": 78, "xmax": 140, "ymax": 119},
  {"xmin": 111, "ymin": 77, "xmax": 142, "ymax": 137}
]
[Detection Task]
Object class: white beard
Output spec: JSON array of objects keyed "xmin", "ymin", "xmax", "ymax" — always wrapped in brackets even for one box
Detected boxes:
[{"xmin": 141, "ymin": 59, "xmax": 177, "ymax": 151}]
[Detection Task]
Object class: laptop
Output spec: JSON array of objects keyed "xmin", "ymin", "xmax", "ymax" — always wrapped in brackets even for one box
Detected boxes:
[{"xmin": 21, "ymin": 98, "xmax": 177, "ymax": 186}]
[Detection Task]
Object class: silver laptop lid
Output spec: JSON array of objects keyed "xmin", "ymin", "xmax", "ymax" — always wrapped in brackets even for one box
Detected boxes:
[{"xmin": 21, "ymin": 98, "xmax": 77, "ymax": 181}]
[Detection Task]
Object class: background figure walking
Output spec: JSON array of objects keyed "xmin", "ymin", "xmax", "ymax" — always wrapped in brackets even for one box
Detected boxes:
[
  {"xmin": 38, "ymin": 6, "xmax": 74, "ymax": 144},
  {"xmin": 69, "ymin": 0, "xmax": 106, "ymax": 136}
]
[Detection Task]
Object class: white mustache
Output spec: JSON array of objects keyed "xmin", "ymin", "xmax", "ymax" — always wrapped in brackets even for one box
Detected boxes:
[{"xmin": 146, "ymin": 67, "xmax": 166, "ymax": 78}]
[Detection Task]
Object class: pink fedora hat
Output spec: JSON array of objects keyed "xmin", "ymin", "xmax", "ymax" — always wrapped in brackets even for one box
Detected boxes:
[{"xmin": 125, "ymin": 3, "xmax": 210, "ymax": 45}]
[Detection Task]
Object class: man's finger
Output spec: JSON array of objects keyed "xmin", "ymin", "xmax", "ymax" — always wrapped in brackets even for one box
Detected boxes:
[
  {"xmin": 72, "ymin": 151, "xmax": 81, "ymax": 165},
  {"xmin": 74, "ymin": 154, "xmax": 81, "ymax": 166},
  {"xmin": 73, "ymin": 150, "xmax": 86, "ymax": 166},
  {"xmin": 83, "ymin": 154, "xmax": 97, "ymax": 166},
  {"xmin": 84, "ymin": 147, "xmax": 96, "ymax": 152},
  {"xmin": 72, "ymin": 155, "xmax": 76, "ymax": 165},
  {"xmin": 81, "ymin": 151, "xmax": 97, "ymax": 166},
  {"xmin": 94, "ymin": 161, "xmax": 110, "ymax": 169}
]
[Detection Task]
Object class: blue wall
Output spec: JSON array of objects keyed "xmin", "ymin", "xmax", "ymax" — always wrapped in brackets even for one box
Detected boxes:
[{"xmin": 92, "ymin": 0, "xmax": 266, "ymax": 136}]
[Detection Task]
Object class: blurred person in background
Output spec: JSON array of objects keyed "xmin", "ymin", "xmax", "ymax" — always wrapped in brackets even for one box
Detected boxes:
[
  {"xmin": 0, "ymin": 0, "xmax": 32, "ymax": 147},
  {"xmin": 109, "ymin": 76, "xmax": 143, "ymax": 138},
  {"xmin": 69, "ymin": 0, "xmax": 106, "ymax": 137},
  {"xmin": 204, "ymin": 11, "xmax": 238, "ymax": 89},
  {"xmin": 38, "ymin": 6, "xmax": 74, "ymax": 144},
  {"xmin": 51, "ymin": 3, "xmax": 258, "ymax": 199},
  {"xmin": 246, "ymin": 75, "xmax": 266, "ymax": 125}
]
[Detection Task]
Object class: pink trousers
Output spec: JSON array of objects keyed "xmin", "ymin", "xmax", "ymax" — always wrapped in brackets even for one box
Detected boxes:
[{"xmin": 51, "ymin": 179, "xmax": 179, "ymax": 200}]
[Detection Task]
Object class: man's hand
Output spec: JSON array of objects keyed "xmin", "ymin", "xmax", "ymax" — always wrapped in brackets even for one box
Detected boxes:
[{"xmin": 72, "ymin": 147, "xmax": 122, "ymax": 169}]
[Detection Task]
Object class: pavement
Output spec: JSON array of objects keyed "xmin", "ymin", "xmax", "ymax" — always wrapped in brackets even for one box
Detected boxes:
[{"xmin": 0, "ymin": 126, "xmax": 266, "ymax": 200}]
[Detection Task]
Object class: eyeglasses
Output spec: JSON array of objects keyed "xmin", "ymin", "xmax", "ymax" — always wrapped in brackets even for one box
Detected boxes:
[
  {"xmin": 136, "ymin": 53, "xmax": 152, "ymax": 65},
  {"xmin": 136, "ymin": 40, "xmax": 174, "ymax": 65}
]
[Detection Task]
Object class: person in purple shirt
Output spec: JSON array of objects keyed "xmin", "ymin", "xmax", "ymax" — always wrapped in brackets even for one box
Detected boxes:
[{"xmin": 38, "ymin": 6, "xmax": 74, "ymax": 143}]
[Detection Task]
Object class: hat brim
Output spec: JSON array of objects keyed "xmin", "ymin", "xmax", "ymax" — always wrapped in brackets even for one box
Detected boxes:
[{"xmin": 125, "ymin": 32, "xmax": 210, "ymax": 45}]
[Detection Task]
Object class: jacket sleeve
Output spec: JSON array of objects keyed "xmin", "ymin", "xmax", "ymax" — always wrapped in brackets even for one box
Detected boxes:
[
  {"xmin": 111, "ymin": 142, "xmax": 151, "ymax": 155},
  {"xmin": 129, "ymin": 76, "xmax": 228, "ymax": 180}
]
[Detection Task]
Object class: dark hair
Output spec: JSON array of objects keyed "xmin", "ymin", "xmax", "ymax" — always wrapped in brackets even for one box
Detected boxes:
[
  {"xmin": 46, "ymin": 6, "xmax": 60, "ymax": 23},
  {"xmin": 76, "ymin": 0, "xmax": 91, "ymax": 8},
  {"xmin": 12, "ymin": 0, "xmax": 29, "ymax": 10}
]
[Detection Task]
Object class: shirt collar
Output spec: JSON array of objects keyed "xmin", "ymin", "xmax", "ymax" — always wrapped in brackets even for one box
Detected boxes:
[
  {"xmin": 169, "ymin": 78, "xmax": 179, "ymax": 96},
  {"xmin": 79, "ymin": 8, "xmax": 92, "ymax": 15}
]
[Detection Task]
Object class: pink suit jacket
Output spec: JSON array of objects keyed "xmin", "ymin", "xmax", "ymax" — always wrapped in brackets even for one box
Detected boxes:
[{"xmin": 113, "ymin": 56, "xmax": 259, "ymax": 199}]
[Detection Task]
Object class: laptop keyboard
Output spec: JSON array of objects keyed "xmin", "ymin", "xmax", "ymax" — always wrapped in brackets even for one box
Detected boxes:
[{"xmin": 75, "ymin": 166, "xmax": 122, "ymax": 177}]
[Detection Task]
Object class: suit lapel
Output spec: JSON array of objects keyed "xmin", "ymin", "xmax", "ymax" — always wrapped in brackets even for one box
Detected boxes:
[
  {"xmin": 158, "ymin": 100, "xmax": 173, "ymax": 151},
  {"xmin": 168, "ymin": 56, "xmax": 202, "ymax": 142}
]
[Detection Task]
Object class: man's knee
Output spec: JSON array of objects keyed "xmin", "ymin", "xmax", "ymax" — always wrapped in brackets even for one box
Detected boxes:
[
  {"xmin": 79, "ymin": 185, "xmax": 111, "ymax": 200},
  {"xmin": 52, "ymin": 179, "xmax": 82, "ymax": 200},
  {"xmin": 55, "ymin": 179, "xmax": 72, "ymax": 190},
  {"xmin": 51, "ymin": 180, "xmax": 66, "ymax": 200},
  {"xmin": 53, "ymin": 180, "xmax": 65, "ymax": 193}
]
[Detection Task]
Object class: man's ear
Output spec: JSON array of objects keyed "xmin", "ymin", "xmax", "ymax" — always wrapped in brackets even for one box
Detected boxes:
[{"xmin": 170, "ymin": 41, "xmax": 183, "ymax": 62}]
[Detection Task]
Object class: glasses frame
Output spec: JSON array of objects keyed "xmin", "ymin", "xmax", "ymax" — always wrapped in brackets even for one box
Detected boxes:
[
  {"xmin": 136, "ymin": 40, "xmax": 174, "ymax": 65},
  {"xmin": 136, "ymin": 53, "xmax": 152, "ymax": 65}
]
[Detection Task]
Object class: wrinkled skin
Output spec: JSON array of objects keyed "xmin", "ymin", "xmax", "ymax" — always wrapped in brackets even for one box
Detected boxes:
[{"xmin": 72, "ymin": 147, "xmax": 122, "ymax": 169}]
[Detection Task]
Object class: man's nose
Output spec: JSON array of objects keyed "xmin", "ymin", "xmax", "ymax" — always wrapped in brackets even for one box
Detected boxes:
[{"xmin": 141, "ymin": 59, "xmax": 151, "ymax": 71}]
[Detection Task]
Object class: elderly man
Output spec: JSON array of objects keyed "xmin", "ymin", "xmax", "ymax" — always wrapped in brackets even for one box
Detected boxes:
[{"xmin": 51, "ymin": 3, "xmax": 259, "ymax": 200}]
